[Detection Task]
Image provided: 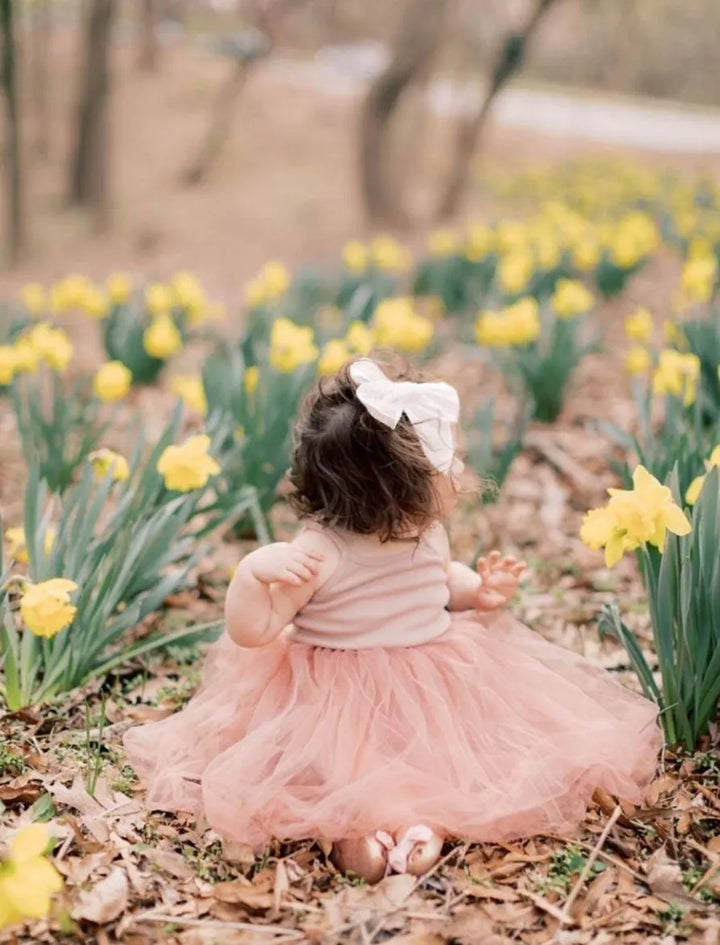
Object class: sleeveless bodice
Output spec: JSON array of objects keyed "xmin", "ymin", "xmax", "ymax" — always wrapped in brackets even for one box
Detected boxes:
[{"xmin": 290, "ymin": 526, "xmax": 451, "ymax": 649}]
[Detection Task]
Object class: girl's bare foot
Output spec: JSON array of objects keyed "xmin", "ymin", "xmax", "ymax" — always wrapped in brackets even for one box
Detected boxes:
[
  {"xmin": 331, "ymin": 832, "xmax": 392, "ymax": 884},
  {"xmin": 387, "ymin": 825, "xmax": 444, "ymax": 875}
]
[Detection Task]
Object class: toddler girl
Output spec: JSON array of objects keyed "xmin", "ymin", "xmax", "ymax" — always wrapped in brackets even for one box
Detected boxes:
[{"xmin": 124, "ymin": 358, "xmax": 660, "ymax": 882}]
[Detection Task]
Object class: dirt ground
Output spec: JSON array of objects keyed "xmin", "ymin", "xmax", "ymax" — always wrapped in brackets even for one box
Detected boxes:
[{"xmin": 1, "ymin": 35, "xmax": 720, "ymax": 945}]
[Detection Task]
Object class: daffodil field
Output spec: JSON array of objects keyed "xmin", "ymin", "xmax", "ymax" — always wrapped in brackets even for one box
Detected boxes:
[{"xmin": 2, "ymin": 157, "xmax": 720, "ymax": 935}]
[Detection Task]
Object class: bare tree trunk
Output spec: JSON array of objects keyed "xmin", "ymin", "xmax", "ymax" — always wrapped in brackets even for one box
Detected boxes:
[
  {"xmin": 182, "ymin": 57, "xmax": 255, "ymax": 185},
  {"xmin": 138, "ymin": 0, "xmax": 158, "ymax": 70},
  {"xmin": 0, "ymin": 0, "xmax": 23, "ymax": 262},
  {"xmin": 182, "ymin": 0, "xmax": 302, "ymax": 186},
  {"xmin": 68, "ymin": 0, "xmax": 116, "ymax": 227},
  {"xmin": 435, "ymin": 0, "xmax": 563, "ymax": 220},
  {"xmin": 359, "ymin": 0, "xmax": 450, "ymax": 225},
  {"xmin": 29, "ymin": 0, "xmax": 51, "ymax": 159}
]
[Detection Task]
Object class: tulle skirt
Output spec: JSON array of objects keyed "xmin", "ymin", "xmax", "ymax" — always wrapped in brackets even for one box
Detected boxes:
[{"xmin": 123, "ymin": 613, "xmax": 660, "ymax": 848}]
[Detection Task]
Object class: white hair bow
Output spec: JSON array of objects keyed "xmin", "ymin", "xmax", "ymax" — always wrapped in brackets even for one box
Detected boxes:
[{"xmin": 349, "ymin": 359, "xmax": 460, "ymax": 473}]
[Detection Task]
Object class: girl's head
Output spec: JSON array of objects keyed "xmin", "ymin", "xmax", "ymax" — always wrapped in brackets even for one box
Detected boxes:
[{"xmin": 289, "ymin": 358, "xmax": 462, "ymax": 541}]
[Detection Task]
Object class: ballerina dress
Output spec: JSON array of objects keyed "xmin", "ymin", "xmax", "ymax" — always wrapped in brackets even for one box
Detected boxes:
[{"xmin": 123, "ymin": 524, "xmax": 660, "ymax": 849}]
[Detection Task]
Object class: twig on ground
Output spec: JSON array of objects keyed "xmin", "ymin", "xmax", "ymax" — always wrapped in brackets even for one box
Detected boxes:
[{"xmin": 561, "ymin": 804, "xmax": 622, "ymax": 924}]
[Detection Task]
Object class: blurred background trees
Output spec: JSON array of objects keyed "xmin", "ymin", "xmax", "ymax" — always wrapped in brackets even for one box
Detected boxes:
[{"xmin": 1, "ymin": 0, "xmax": 720, "ymax": 269}]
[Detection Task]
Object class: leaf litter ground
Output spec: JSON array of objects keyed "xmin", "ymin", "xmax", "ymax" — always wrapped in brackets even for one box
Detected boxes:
[{"xmin": 2, "ymin": 272, "xmax": 720, "ymax": 944}]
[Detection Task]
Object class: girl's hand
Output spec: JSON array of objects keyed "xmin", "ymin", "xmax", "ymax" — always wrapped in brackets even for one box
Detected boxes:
[
  {"xmin": 475, "ymin": 551, "xmax": 526, "ymax": 610},
  {"xmin": 246, "ymin": 543, "xmax": 324, "ymax": 587}
]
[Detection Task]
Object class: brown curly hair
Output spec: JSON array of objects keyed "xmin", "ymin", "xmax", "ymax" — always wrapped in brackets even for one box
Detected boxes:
[{"xmin": 288, "ymin": 359, "xmax": 443, "ymax": 541}]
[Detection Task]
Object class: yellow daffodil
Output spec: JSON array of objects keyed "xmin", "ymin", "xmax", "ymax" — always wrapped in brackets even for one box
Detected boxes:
[
  {"xmin": 345, "ymin": 320, "xmax": 374, "ymax": 355},
  {"xmin": 465, "ymin": 223, "xmax": 494, "ymax": 261},
  {"xmin": 145, "ymin": 283, "xmax": 174, "ymax": 317},
  {"xmin": 624, "ymin": 306, "xmax": 653, "ymax": 343},
  {"xmin": 475, "ymin": 297, "xmax": 541, "ymax": 347},
  {"xmin": 4, "ymin": 526, "xmax": 55, "ymax": 565},
  {"xmin": 157, "ymin": 434, "xmax": 220, "ymax": 492},
  {"xmin": 370, "ymin": 236, "xmax": 412, "ymax": 273},
  {"xmin": 50, "ymin": 274, "xmax": 94, "ymax": 313},
  {"xmin": 497, "ymin": 251, "xmax": 534, "ymax": 295},
  {"xmin": 170, "ymin": 374, "xmax": 207, "ymax": 415},
  {"xmin": 143, "ymin": 315, "xmax": 182, "ymax": 359},
  {"xmin": 685, "ymin": 445, "xmax": 720, "ymax": 505},
  {"xmin": 93, "ymin": 361, "xmax": 132, "ymax": 403},
  {"xmin": 269, "ymin": 318, "xmax": 318, "ymax": 372},
  {"xmin": 625, "ymin": 346, "xmax": 651, "ymax": 375},
  {"xmin": 171, "ymin": 271, "xmax": 207, "ymax": 325},
  {"xmin": 244, "ymin": 277, "xmax": 267, "ymax": 309},
  {"xmin": 572, "ymin": 237, "xmax": 601, "ymax": 270},
  {"xmin": 106, "ymin": 272, "xmax": 132, "ymax": 305},
  {"xmin": 372, "ymin": 298, "xmax": 434, "ymax": 352},
  {"xmin": 0, "ymin": 823, "xmax": 63, "ymax": 928},
  {"xmin": 20, "ymin": 578, "xmax": 78, "ymax": 638},
  {"xmin": 428, "ymin": 229, "xmax": 460, "ymax": 256},
  {"xmin": 244, "ymin": 365, "xmax": 260, "ymax": 396},
  {"xmin": 89, "ymin": 448, "xmax": 129, "ymax": 483},
  {"xmin": 581, "ymin": 465, "xmax": 690, "ymax": 567},
  {"xmin": 11, "ymin": 338, "xmax": 39, "ymax": 375},
  {"xmin": 261, "ymin": 261, "xmax": 291, "ymax": 300},
  {"xmin": 342, "ymin": 240, "xmax": 368, "ymax": 274},
  {"xmin": 680, "ymin": 254, "xmax": 717, "ymax": 303},
  {"xmin": 0, "ymin": 346, "xmax": 15, "ymax": 386},
  {"xmin": 81, "ymin": 287, "xmax": 108, "ymax": 319},
  {"xmin": 318, "ymin": 339, "xmax": 350, "ymax": 375},
  {"xmin": 20, "ymin": 283, "xmax": 46, "ymax": 316},
  {"xmin": 652, "ymin": 349, "xmax": 700, "ymax": 406},
  {"xmin": 26, "ymin": 323, "xmax": 73, "ymax": 372},
  {"xmin": 535, "ymin": 235, "xmax": 561, "ymax": 271},
  {"xmin": 551, "ymin": 278, "xmax": 594, "ymax": 318}
]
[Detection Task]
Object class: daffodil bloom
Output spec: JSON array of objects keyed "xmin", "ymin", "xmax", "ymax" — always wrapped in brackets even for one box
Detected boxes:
[
  {"xmin": 652, "ymin": 349, "xmax": 700, "ymax": 406},
  {"xmin": 551, "ymin": 278, "xmax": 594, "ymax": 318},
  {"xmin": 342, "ymin": 240, "xmax": 368, "ymax": 274},
  {"xmin": 144, "ymin": 283, "xmax": 174, "ymax": 317},
  {"xmin": 685, "ymin": 445, "xmax": 720, "ymax": 505},
  {"xmin": 465, "ymin": 224, "xmax": 494, "ymax": 261},
  {"xmin": 345, "ymin": 320, "xmax": 374, "ymax": 355},
  {"xmin": 26, "ymin": 323, "xmax": 73, "ymax": 372},
  {"xmin": 497, "ymin": 251, "xmax": 534, "ymax": 295},
  {"xmin": 20, "ymin": 283, "xmax": 46, "ymax": 316},
  {"xmin": 260, "ymin": 261, "xmax": 291, "ymax": 300},
  {"xmin": 370, "ymin": 236, "xmax": 412, "ymax": 273},
  {"xmin": 11, "ymin": 338, "xmax": 39, "ymax": 375},
  {"xmin": 170, "ymin": 373, "xmax": 207, "ymax": 415},
  {"xmin": 475, "ymin": 297, "xmax": 540, "ymax": 347},
  {"xmin": 268, "ymin": 318, "xmax": 318, "ymax": 372},
  {"xmin": 0, "ymin": 823, "xmax": 63, "ymax": 928},
  {"xmin": 106, "ymin": 272, "xmax": 132, "ymax": 305},
  {"xmin": 427, "ymin": 229, "xmax": 460, "ymax": 256},
  {"xmin": 534, "ymin": 235, "xmax": 561, "ymax": 270},
  {"xmin": 157, "ymin": 434, "xmax": 221, "ymax": 492},
  {"xmin": 572, "ymin": 237, "xmax": 600, "ymax": 270},
  {"xmin": 624, "ymin": 307, "xmax": 653, "ymax": 343},
  {"xmin": 93, "ymin": 361, "xmax": 132, "ymax": 402},
  {"xmin": 50, "ymin": 274, "xmax": 94, "ymax": 313},
  {"xmin": 5, "ymin": 526, "xmax": 55, "ymax": 564},
  {"xmin": 680, "ymin": 254, "xmax": 717, "ymax": 302},
  {"xmin": 0, "ymin": 346, "xmax": 15, "ymax": 385},
  {"xmin": 89, "ymin": 448, "xmax": 129, "ymax": 483},
  {"xmin": 372, "ymin": 298, "xmax": 434, "ymax": 352},
  {"xmin": 171, "ymin": 271, "xmax": 204, "ymax": 310},
  {"xmin": 244, "ymin": 277, "xmax": 267, "ymax": 309},
  {"xmin": 244, "ymin": 365, "xmax": 260, "ymax": 396},
  {"xmin": 318, "ymin": 339, "xmax": 350, "ymax": 375},
  {"xmin": 581, "ymin": 465, "xmax": 690, "ymax": 567},
  {"xmin": 81, "ymin": 287, "xmax": 108, "ymax": 319},
  {"xmin": 143, "ymin": 315, "xmax": 182, "ymax": 359},
  {"xmin": 625, "ymin": 346, "xmax": 651, "ymax": 376},
  {"xmin": 20, "ymin": 578, "xmax": 78, "ymax": 638}
]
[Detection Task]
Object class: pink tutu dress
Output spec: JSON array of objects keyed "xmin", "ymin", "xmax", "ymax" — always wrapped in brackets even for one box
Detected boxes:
[{"xmin": 123, "ymin": 526, "xmax": 660, "ymax": 848}]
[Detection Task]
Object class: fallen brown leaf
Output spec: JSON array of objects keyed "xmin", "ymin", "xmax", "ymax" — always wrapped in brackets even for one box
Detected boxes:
[{"xmin": 71, "ymin": 866, "xmax": 129, "ymax": 923}]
